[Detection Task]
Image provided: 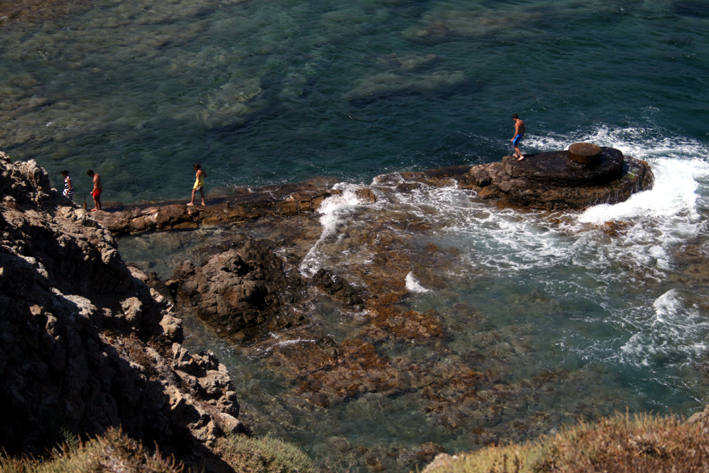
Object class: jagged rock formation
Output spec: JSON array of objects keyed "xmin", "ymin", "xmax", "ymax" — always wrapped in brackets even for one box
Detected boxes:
[
  {"xmin": 0, "ymin": 152, "xmax": 242, "ymax": 471},
  {"xmin": 166, "ymin": 239, "xmax": 366, "ymax": 344}
]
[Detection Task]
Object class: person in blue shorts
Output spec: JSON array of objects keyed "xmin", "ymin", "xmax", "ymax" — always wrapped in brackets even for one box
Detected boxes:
[{"xmin": 511, "ymin": 114, "xmax": 525, "ymax": 160}]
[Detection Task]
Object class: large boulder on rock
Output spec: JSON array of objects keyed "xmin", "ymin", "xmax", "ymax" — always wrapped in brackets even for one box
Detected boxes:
[{"xmin": 465, "ymin": 144, "xmax": 653, "ymax": 210}]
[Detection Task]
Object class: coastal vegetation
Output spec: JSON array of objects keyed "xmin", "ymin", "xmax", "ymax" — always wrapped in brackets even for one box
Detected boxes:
[
  {"xmin": 0, "ymin": 429, "xmax": 315, "ymax": 473},
  {"xmin": 424, "ymin": 411, "xmax": 709, "ymax": 473},
  {"xmin": 3, "ymin": 410, "xmax": 709, "ymax": 473}
]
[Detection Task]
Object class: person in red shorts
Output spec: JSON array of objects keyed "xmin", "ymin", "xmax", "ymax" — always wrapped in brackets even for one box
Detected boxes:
[{"xmin": 86, "ymin": 169, "xmax": 102, "ymax": 211}]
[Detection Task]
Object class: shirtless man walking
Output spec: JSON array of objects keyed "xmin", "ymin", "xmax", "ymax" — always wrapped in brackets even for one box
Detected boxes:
[
  {"xmin": 511, "ymin": 114, "xmax": 526, "ymax": 160},
  {"xmin": 86, "ymin": 169, "xmax": 102, "ymax": 211}
]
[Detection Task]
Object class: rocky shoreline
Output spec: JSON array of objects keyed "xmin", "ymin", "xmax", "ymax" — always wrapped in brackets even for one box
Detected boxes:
[
  {"xmin": 1, "ymin": 147, "xmax": 661, "ymax": 472},
  {"xmin": 89, "ymin": 145, "xmax": 652, "ymax": 236}
]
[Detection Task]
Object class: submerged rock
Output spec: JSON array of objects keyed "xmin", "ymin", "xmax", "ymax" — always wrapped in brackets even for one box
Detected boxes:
[{"xmin": 344, "ymin": 70, "xmax": 466, "ymax": 102}]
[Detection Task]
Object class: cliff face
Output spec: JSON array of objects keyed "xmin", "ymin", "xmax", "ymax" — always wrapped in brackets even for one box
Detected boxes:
[{"xmin": 0, "ymin": 152, "xmax": 242, "ymax": 470}]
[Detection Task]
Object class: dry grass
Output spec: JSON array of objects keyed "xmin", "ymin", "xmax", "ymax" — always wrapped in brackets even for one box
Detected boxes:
[
  {"xmin": 0, "ymin": 428, "xmax": 182, "ymax": 473},
  {"xmin": 424, "ymin": 412, "xmax": 709, "ymax": 473},
  {"xmin": 0, "ymin": 426, "xmax": 315, "ymax": 473}
]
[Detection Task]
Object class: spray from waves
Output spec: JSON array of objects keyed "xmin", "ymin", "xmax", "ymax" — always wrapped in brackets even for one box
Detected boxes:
[
  {"xmin": 299, "ymin": 124, "xmax": 708, "ymax": 282},
  {"xmin": 566, "ymin": 124, "xmax": 709, "ymax": 224},
  {"xmin": 405, "ymin": 272, "xmax": 431, "ymax": 293},
  {"xmin": 525, "ymin": 123, "xmax": 709, "ymax": 163},
  {"xmin": 579, "ymin": 157, "xmax": 704, "ymax": 224},
  {"xmin": 457, "ymin": 125, "xmax": 709, "ymax": 274},
  {"xmin": 398, "ymin": 183, "xmax": 576, "ymax": 274},
  {"xmin": 299, "ymin": 182, "xmax": 377, "ymax": 277}
]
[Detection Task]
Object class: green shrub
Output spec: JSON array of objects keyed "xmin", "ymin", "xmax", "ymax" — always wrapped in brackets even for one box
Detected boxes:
[{"xmin": 216, "ymin": 434, "xmax": 315, "ymax": 473}]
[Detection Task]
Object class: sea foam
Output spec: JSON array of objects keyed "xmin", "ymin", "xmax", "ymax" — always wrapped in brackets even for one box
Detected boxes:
[{"xmin": 299, "ymin": 182, "xmax": 378, "ymax": 277}]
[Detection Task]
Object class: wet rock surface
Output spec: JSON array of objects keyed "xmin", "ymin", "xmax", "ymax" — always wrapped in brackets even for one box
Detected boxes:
[
  {"xmin": 0, "ymin": 152, "xmax": 242, "ymax": 470},
  {"xmin": 91, "ymin": 177, "xmax": 343, "ymax": 234}
]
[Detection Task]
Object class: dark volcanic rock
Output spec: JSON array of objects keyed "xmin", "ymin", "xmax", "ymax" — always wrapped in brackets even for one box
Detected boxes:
[
  {"xmin": 502, "ymin": 147, "xmax": 624, "ymax": 187},
  {"xmin": 312, "ymin": 268, "xmax": 365, "ymax": 307}
]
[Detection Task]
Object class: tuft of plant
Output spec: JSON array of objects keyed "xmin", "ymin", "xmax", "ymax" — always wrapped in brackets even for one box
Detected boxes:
[
  {"xmin": 215, "ymin": 434, "xmax": 315, "ymax": 473},
  {"xmin": 422, "ymin": 411, "xmax": 709, "ymax": 473},
  {"xmin": 0, "ymin": 427, "xmax": 183, "ymax": 473}
]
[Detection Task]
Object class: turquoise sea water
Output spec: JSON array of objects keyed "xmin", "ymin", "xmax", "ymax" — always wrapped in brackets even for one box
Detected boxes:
[
  {"xmin": 4, "ymin": 0, "xmax": 709, "ymax": 471},
  {"xmin": 2, "ymin": 0, "xmax": 708, "ymax": 201}
]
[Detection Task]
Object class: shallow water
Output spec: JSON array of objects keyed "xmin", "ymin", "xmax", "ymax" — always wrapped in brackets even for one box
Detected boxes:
[
  {"xmin": 118, "ymin": 131, "xmax": 709, "ymax": 471},
  {"xmin": 5, "ymin": 0, "xmax": 709, "ymax": 470}
]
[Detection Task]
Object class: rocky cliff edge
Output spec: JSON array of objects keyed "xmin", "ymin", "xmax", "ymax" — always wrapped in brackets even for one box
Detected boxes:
[{"xmin": 0, "ymin": 151, "xmax": 243, "ymax": 471}]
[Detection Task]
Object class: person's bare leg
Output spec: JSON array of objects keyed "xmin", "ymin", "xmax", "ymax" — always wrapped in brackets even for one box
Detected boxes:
[
  {"xmin": 199, "ymin": 188, "xmax": 206, "ymax": 206},
  {"xmin": 188, "ymin": 188, "xmax": 196, "ymax": 205}
]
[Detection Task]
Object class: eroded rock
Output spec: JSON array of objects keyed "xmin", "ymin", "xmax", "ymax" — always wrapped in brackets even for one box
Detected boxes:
[{"xmin": 0, "ymin": 152, "xmax": 240, "ymax": 471}]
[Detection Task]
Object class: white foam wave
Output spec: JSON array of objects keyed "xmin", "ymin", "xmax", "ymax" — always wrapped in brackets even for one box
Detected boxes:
[
  {"xmin": 579, "ymin": 156, "xmax": 707, "ymax": 225},
  {"xmin": 405, "ymin": 272, "xmax": 431, "ymax": 293},
  {"xmin": 299, "ymin": 182, "xmax": 377, "ymax": 277}
]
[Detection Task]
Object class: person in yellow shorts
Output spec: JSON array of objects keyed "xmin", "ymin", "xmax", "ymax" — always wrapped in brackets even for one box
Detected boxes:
[{"xmin": 188, "ymin": 164, "xmax": 207, "ymax": 206}]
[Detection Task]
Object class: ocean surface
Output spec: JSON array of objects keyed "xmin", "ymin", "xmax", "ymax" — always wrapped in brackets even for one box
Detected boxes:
[{"xmin": 3, "ymin": 0, "xmax": 709, "ymax": 470}]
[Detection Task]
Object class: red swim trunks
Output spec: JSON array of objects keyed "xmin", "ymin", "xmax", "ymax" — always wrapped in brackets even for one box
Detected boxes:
[{"xmin": 91, "ymin": 188, "xmax": 102, "ymax": 198}]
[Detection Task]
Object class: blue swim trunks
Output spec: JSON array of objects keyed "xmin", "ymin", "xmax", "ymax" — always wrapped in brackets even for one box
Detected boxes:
[{"xmin": 513, "ymin": 134, "xmax": 524, "ymax": 146}]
